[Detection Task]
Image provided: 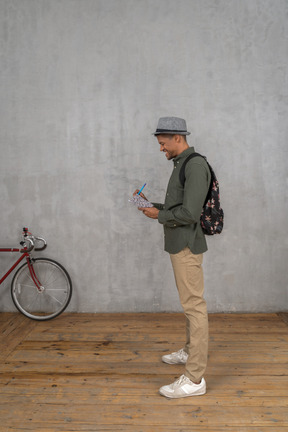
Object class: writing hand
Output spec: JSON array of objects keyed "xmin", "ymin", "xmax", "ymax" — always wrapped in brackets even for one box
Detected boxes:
[{"xmin": 133, "ymin": 189, "xmax": 148, "ymax": 201}]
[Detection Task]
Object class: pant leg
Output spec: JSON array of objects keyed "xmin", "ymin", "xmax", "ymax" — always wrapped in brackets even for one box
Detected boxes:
[
  {"xmin": 185, "ymin": 316, "xmax": 190, "ymax": 354},
  {"xmin": 170, "ymin": 247, "xmax": 208, "ymax": 383}
]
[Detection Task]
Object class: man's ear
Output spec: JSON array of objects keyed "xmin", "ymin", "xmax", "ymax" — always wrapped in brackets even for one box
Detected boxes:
[{"xmin": 174, "ymin": 134, "xmax": 181, "ymax": 143}]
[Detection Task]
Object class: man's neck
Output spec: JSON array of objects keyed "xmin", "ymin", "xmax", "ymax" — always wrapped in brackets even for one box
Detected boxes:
[{"xmin": 175, "ymin": 143, "xmax": 189, "ymax": 157}]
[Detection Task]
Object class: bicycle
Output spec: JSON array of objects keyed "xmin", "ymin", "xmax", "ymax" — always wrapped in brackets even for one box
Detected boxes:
[{"xmin": 0, "ymin": 228, "xmax": 72, "ymax": 321}]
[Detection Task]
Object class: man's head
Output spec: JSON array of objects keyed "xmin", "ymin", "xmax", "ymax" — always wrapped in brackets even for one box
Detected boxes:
[
  {"xmin": 153, "ymin": 117, "xmax": 190, "ymax": 160},
  {"xmin": 156, "ymin": 134, "xmax": 188, "ymax": 160}
]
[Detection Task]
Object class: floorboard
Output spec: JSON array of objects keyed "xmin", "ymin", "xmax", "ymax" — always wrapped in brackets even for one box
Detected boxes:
[{"xmin": 0, "ymin": 312, "xmax": 287, "ymax": 431}]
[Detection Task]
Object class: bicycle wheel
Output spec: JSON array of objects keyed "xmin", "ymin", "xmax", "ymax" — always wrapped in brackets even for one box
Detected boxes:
[{"xmin": 11, "ymin": 258, "xmax": 72, "ymax": 321}]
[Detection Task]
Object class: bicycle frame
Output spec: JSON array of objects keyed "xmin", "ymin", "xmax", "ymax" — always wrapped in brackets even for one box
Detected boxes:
[{"xmin": 0, "ymin": 247, "xmax": 42, "ymax": 291}]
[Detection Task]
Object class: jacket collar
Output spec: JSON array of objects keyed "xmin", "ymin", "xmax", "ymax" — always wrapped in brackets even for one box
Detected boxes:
[{"xmin": 174, "ymin": 146, "xmax": 195, "ymax": 162}]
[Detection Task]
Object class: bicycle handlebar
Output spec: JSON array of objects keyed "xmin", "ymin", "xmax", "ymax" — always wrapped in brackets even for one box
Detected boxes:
[
  {"xmin": 34, "ymin": 236, "xmax": 47, "ymax": 251},
  {"xmin": 21, "ymin": 228, "xmax": 47, "ymax": 253},
  {"xmin": 20, "ymin": 238, "xmax": 34, "ymax": 253}
]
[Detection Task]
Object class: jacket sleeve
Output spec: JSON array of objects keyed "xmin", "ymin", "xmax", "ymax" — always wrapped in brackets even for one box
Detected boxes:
[
  {"xmin": 158, "ymin": 162, "xmax": 209, "ymax": 227},
  {"xmin": 151, "ymin": 202, "xmax": 165, "ymax": 210}
]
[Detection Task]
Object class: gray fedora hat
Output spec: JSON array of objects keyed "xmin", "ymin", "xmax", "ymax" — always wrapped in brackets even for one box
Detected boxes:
[{"xmin": 153, "ymin": 117, "xmax": 190, "ymax": 136}]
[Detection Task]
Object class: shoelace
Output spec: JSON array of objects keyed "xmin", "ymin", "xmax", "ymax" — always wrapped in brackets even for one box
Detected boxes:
[
  {"xmin": 178, "ymin": 349, "xmax": 188, "ymax": 361},
  {"xmin": 172, "ymin": 374, "xmax": 190, "ymax": 388},
  {"xmin": 171, "ymin": 348, "xmax": 186, "ymax": 359}
]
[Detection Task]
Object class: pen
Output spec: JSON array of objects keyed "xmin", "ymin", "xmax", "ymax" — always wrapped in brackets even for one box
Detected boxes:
[{"xmin": 137, "ymin": 183, "xmax": 146, "ymax": 195}]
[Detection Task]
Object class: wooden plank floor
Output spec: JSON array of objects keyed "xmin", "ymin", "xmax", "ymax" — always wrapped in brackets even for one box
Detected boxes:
[{"xmin": 0, "ymin": 312, "xmax": 287, "ymax": 431}]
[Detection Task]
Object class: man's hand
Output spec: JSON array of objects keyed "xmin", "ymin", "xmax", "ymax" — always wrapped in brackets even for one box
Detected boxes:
[
  {"xmin": 133, "ymin": 189, "xmax": 148, "ymax": 201},
  {"xmin": 139, "ymin": 207, "xmax": 159, "ymax": 219},
  {"xmin": 132, "ymin": 189, "xmax": 159, "ymax": 219}
]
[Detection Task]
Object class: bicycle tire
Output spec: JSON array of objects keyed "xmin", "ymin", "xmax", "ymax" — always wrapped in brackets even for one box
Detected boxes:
[{"xmin": 11, "ymin": 258, "xmax": 72, "ymax": 321}]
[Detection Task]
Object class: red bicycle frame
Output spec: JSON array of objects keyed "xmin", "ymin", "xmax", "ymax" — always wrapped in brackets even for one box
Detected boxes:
[{"xmin": 0, "ymin": 247, "xmax": 42, "ymax": 291}]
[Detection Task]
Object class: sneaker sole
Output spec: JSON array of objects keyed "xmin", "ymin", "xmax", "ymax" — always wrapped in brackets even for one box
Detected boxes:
[{"xmin": 159, "ymin": 388, "xmax": 206, "ymax": 398}]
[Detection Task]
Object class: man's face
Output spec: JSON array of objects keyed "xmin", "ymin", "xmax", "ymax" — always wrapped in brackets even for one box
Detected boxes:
[{"xmin": 156, "ymin": 134, "xmax": 179, "ymax": 160}]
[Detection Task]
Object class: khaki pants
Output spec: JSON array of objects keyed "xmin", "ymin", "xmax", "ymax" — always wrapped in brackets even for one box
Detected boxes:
[{"xmin": 170, "ymin": 247, "xmax": 208, "ymax": 383}]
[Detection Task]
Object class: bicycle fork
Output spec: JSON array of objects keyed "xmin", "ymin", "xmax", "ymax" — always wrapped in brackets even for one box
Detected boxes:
[{"xmin": 26, "ymin": 257, "xmax": 45, "ymax": 292}]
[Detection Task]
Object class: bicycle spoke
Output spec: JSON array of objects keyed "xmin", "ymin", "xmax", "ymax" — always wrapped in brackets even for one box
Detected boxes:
[
  {"xmin": 43, "ymin": 292, "xmax": 63, "ymax": 305},
  {"xmin": 45, "ymin": 288, "xmax": 68, "ymax": 291},
  {"xmin": 22, "ymin": 294, "xmax": 41, "ymax": 313},
  {"xmin": 16, "ymin": 284, "xmax": 38, "ymax": 289},
  {"xmin": 35, "ymin": 266, "xmax": 57, "ymax": 287},
  {"xmin": 33, "ymin": 266, "xmax": 66, "ymax": 290}
]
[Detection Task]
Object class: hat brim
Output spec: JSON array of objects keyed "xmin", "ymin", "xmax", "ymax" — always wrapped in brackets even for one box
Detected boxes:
[{"xmin": 153, "ymin": 130, "xmax": 190, "ymax": 136}]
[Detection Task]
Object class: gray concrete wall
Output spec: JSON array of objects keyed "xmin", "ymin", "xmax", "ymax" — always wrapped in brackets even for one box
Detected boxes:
[{"xmin": 0, "ymin": 0, "xmax": 287, "ymax": 313}]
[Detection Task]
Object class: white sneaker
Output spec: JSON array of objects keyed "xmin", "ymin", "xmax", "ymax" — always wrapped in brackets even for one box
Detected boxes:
[
  {"xmin": 162, "ymin": 348, "xmax": 188, "ymax": 365},
  {"xmin": 159, "ymin": 375, "xmax": 206, "ymax": 398}
]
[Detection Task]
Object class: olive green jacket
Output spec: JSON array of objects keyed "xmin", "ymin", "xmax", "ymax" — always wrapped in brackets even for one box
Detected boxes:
[{"xmin": 153, "ymin": 147, "xmax": 211, "ymax": 255}]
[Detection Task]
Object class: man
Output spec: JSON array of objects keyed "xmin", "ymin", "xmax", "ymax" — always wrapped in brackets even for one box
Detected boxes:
[{"xmin": 134, "ymin": 117, "xmax": 211, "ymax": 398}]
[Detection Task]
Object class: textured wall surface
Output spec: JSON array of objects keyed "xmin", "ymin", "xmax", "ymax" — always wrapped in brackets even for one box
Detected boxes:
[{"xmin": 0, "ymin": 0, "xmax": 287, "ymax": 312}]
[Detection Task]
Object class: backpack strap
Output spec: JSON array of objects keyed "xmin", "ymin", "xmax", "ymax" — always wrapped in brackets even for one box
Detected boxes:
[
  {"xmin": 179, "ymin": 152, "xmax": 205, "ymax": 187},
  {"xmin": 179, "ymin": 152, "xmax": 213, "ymax": 207}
]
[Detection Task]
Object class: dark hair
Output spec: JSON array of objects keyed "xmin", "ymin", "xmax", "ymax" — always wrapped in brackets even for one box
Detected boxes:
[{"xmin": 157, "ymin": 133, "xmax": 187, "ymax": 142}]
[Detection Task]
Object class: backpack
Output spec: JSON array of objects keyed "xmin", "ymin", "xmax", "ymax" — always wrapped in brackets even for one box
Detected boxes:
[{"xmin": 179, "ymin": 153, "xmax": 224, "ymax": 235}]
